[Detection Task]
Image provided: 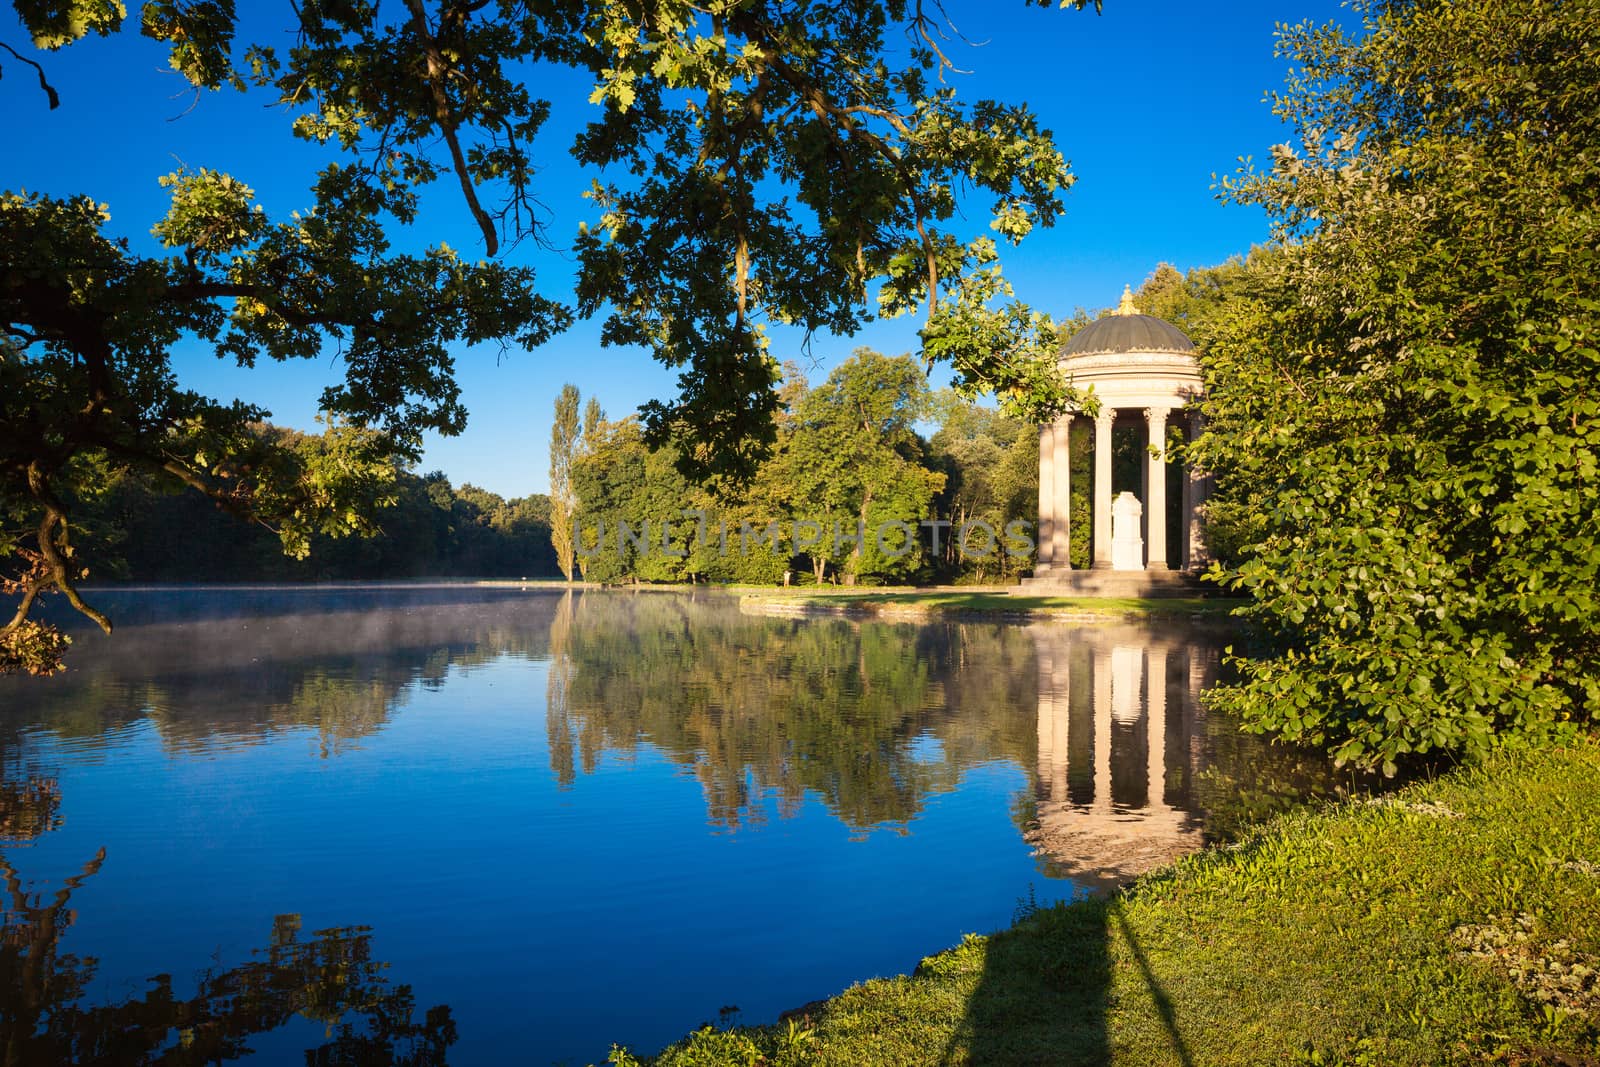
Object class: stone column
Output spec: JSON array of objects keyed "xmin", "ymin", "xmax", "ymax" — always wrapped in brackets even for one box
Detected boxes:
[
  {"xmin": 1184, "ymin": 410, "xmax": 1209, "ymax": 571},
  {"xmin": 1139, "ymin": 435, "xmax": 1149, "ymax": 515},
  {"xmin": 1180, "ymin": 413, "xmax": 1195, "ymax": 571},
  {"xmin": 1145, "ymin": 407, "xmax": 1169, "ymax": 571},
  {"xmin": 1036, "ymin": 423, "xmax": 1055, "ymax": 572},
  {"xmin": 1052, "ymin": 416, "xmax": 1072, "ymax": 568},
  {"xmin": 1092, "ymin": 412, "xmax": 1114, "ymax": 568}
]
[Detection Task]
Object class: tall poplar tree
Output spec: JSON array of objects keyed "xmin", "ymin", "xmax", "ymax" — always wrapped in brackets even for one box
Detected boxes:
[{"xmin": 548, "ymin": 385, "xmax": 582, "ymax": 581}]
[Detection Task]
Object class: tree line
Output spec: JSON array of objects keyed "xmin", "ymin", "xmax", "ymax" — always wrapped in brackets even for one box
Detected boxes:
[
  {"xmin": 54, "ymin": 427, "xmax": 559, "ymax": 582},
  {"xmin": 52, "ymin": 362, "xmax": 1046, "ymax": 588}
]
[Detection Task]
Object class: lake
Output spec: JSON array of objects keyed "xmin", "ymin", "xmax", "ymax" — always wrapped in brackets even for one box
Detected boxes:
[{"xmin": 0, "ymin": 586, "xmax": 1358, "ymax": 1064}]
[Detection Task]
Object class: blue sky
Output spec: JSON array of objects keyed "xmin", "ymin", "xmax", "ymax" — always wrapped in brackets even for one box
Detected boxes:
[{"xmin": 7, "ymin": 0, "xmax": 1341, "ymax": 497}]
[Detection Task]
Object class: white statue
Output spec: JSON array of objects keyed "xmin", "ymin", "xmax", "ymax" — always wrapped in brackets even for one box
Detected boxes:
[{"xmin": 1111, "ymin": 492, "xmax": 1144, "ymax": 571}]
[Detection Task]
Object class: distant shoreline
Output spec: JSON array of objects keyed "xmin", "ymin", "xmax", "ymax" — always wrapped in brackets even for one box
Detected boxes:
[
  {"xmin": 69, "ymin": 581, "xmax": 1244, "ymax": 624},
  {"xmin": 739, "ymin": 589, "xmax": 1239, "ymax": 624}
]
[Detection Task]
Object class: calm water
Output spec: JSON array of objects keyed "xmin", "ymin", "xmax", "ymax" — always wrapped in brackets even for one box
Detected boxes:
[{"xmin": 0, "ymin": 586, "xmax": 1358, "ymax": 1064}]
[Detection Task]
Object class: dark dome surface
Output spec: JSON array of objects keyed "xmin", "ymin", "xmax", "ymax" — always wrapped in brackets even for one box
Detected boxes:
[{"xmin": 1062, "ymin": 313, "xmax": 1195, "ymax": 355}]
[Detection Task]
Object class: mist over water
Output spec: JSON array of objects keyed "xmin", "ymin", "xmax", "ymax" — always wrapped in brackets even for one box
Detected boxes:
[{"xmin": 0, "ymin": 587, "xmax": 1363, "ymax": 1064}]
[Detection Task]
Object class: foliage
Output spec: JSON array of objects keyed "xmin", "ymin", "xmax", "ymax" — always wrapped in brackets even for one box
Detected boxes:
[
  {"xmin": 0, "ymin": 618, "xmax": 71, "ymax": 678},
  {"xmin": 570, "ymin": 415, "xmax": 684, "ymax": 584},
  {"xmin": 776, "ymin": 350, "xmax": 945, "ymax": 583},
  {"xmin": 569, "ymin": 1, "xmax": 1091, "ymax": 473},
  {"xmin": 1129, "ymin": 259, "xmax": 1257, "ymax": 345},
  {"xmin": 1192, "ymin": 0, "xmax": 1600, "ymax": 768},
  {"xmin": 2, "ymin": 0, "xmax": 1097, "ymax": 668},
  {"xmin": 926, "ymin": 396, "xmax": 1044, "ymax": 580},
  {"xmin": 619, "ymin": 738, "xmax": 1600, "ymax": 1065}
]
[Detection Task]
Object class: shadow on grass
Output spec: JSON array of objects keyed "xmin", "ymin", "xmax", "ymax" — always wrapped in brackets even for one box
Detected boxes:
[
  {"xmin": 944, "ymin": 897, "xmax": 1192, "ymax": 1067},
  {"xmin": 1109, "ymin": 900, "xmax": 1193, "ymax": 1067},
  {"xmin": 940, "ymin": 898, "xmax": 1110, "ymax": 1065}
]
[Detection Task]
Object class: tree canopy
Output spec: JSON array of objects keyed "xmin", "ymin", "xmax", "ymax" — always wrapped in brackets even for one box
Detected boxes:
[
  {"xmin": 1193, "ymin": 0, "xmax": 1600, "ymax": 769},
  {"xmin": 2, "ymin": 0, "xmax": 1095, "ymax": 672}
]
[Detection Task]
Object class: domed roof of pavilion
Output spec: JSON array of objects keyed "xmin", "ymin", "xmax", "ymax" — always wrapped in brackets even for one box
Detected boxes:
[{"xmin": 1062, "ymin": 286, "xmax": 1195, "ymax": 356}]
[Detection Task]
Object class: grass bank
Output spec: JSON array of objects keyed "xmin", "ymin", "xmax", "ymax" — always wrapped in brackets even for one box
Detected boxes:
[
  {"xmin": 740, "ymin": 589, "xmax": 1233, "ymax": 622},
  {"xmin": 611, "ymin": 739, "xmax": 1600, "ymax": 1066}
]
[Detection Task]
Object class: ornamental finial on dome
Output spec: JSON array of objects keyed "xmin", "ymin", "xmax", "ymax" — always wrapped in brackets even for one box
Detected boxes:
[{"xmin": 1116, "ymin": 285, "xmax": 1138, "ymax": 316}]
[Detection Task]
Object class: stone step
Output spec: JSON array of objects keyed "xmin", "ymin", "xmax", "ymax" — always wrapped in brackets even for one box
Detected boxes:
[{"xmin": 1017, "ymin": 569, "xmax": 1209, "ymax": 599}]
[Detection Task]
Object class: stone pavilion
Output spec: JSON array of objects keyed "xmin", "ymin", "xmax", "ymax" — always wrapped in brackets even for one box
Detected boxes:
[{"xmin": 1022, "ymin": 287, "xmax": 1210, "ymax": 595}]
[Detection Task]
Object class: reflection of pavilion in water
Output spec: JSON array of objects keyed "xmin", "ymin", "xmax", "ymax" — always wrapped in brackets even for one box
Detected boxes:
[{"xmin": 1029, "ymin": 624, "xmax": 1219, "ymax": 892}]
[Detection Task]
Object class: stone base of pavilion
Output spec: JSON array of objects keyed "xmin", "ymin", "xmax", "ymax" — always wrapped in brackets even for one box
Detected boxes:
[
  {"xmin": 1017, "ymin": 568, "xmax": 1206, "ymax": 598},
  {"xmin": 1023, "ymin": 804, "xmax": 1204, "ymax": 893}
]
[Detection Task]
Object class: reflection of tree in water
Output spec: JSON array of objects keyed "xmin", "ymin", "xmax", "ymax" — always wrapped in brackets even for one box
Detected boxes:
[
  {"xmin": 0, "ymin": 726, "xmax": 455, "ymax": 1066},
  {"xmin": 2, "ymin": 587, "xmax": 1380, "ymax": 882},
  {"xmin": 275, "ymin": 672, "xmax": 396, "ymax": 760},
  {"xmin": 0, "ymin": 864, "xmax": 455, "ymax": 1065},
  {"xmin": 544, "ymin": 590, "xmax": 578, "ymax": 788},
  {"xmin": 548, "ymin": 592, "xmax": 1040, "ymax": 830},
  {"xmin": 0, "ymin": 769, "xmax": 60, "ymax": 843},
  {"xmin": 1, "ymin": 824, "xmax": 453, "ymax": 1064}
]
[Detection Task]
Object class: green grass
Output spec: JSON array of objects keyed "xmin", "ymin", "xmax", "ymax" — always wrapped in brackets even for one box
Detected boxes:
[
  {"xmin": 741, "ymin": 589, "xmax": 1233, "ymax": 619},
  {"xmin": 609, "ymin": 739, "xmax": 1600, "ymax": 1066}
]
